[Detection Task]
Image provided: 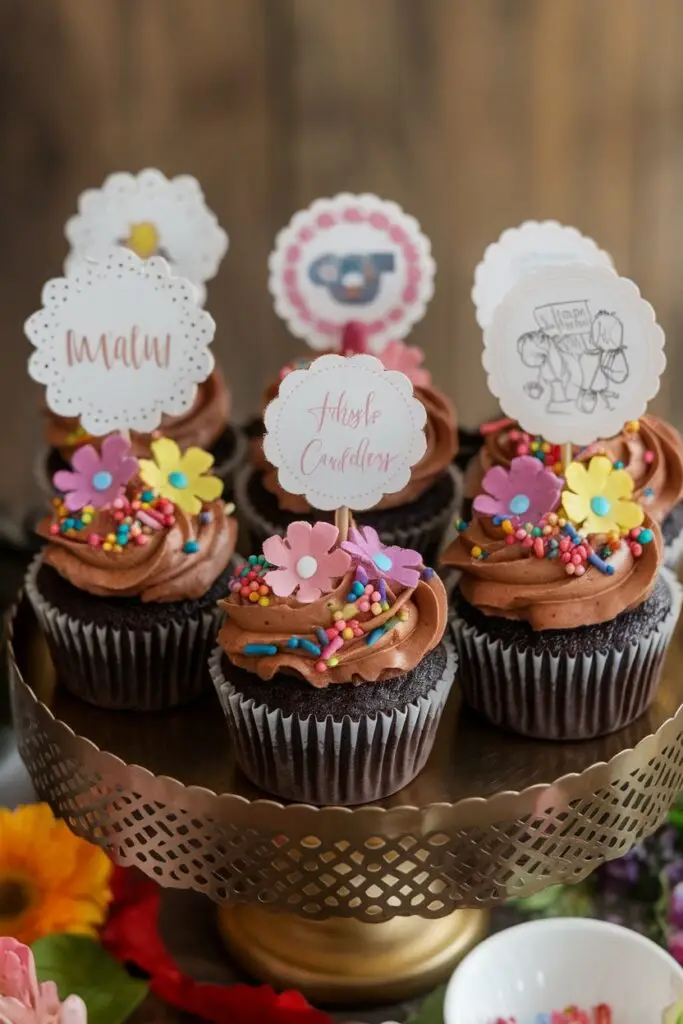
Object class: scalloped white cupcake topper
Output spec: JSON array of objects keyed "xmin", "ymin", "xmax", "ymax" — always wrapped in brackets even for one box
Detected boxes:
[
  {"xmin": 268, "ymin": 193, "xmax": 435, "ymax": 353},
  {"xmin": 25, "ymin": 248, "xmax": 216, "ymax": 436},
  {"xmin": 483, "ymin": 263, "xmax": 665, "ymax": 447},
  {"xmin": 473, "ymin": 220, "xmax": 614, "ymax": 330},
  {"xmin": 65, "ymin": 169, "xmax": 228, "ymax": 305},
  {"xmin": 263, "ymin": 354, "xmax": 427, "ymax": 511}
]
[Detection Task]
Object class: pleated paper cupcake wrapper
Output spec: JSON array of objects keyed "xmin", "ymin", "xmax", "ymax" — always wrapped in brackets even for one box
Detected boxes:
[
  {"xmin": 25, "ymin": 555, "xmax": 225, "ymax": 712},
  {"xmin": 208, "ymin": 636, "xmax": 457, "ymax": 806},
  {"xmin": 451, "ymin": 569, "xmax": 682, "ymax": 741},
  {"xmin": 235, "ymin": 463, "xmax": 462, "ymax": 564}
]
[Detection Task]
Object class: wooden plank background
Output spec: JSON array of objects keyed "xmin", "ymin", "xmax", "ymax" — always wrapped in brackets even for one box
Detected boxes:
[{"xmin": 2, "ymin": 0, "xmax": 683, "ymax": 528}]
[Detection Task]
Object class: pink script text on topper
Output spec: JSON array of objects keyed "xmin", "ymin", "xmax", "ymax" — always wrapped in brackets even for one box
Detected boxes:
[
  {"xmin": 65, "ymin": 326, "xmax": 171, "ymax": 370},
  {"xmin": 301, "ymin": 388, "xmax": 398, "ymax": 477},
  {"xmin": 263, "ymin": 353, "xmax": 427, "ymax": 511}
]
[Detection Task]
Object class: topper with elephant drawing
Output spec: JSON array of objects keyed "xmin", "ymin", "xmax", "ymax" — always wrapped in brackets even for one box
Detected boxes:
[{"xmin": 483, "ymin": 263, "xmax": 665, "ymax": 447}]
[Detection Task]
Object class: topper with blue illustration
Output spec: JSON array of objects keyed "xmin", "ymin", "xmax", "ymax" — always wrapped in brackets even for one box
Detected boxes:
[{"xmin": 308, "ymin": 252, "xmax": 396, "ymax": 305}]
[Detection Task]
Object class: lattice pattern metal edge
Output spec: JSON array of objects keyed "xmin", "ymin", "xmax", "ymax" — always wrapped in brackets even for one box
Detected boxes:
[{"xmin": 12, "ymin": 672, "xmax": 683, "ymax": 922}]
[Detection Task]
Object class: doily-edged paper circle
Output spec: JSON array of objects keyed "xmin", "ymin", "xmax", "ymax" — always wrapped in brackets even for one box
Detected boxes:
[
  {"xmin": 65, "ymin": 169, "xmax": 228, "ymax": 305},
  {"xmin": 25, "ymin": 247, "xmax": 216, "ymax": 436},
  {"xmin": 268, "ymin": 193, "xmax": 435, "ymax": 353},
  {"xmin": 262, "ymin": 353, "xmax": 427, "ymax": 510},
  {"xmin": 473, "ymin": 220, "xmax": 614, "ymax": 330},
  {"xmin": 482, "ymin": 263, "xmax": 665, "ymax": 447}
]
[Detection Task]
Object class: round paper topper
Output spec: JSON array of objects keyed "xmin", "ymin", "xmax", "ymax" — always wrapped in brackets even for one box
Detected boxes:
[
  {"xmin": 473, "ymin": 220, "xmax": 614, "ymax": 330},
  {"xmin": 25, "ymin": 247, "xmax": 216, "ymax": 436},
  {"xmin": 268, "ymin": 193, "xmax": 435, "ymax": 353},
  {"xmin": 65, "ymin": 169, "xmax": 228, "ymax": 305},
  {"xmin": 483, "ymin": 263, "xmax": 665, "ymax": 447},
  {"xmin": 263, "ymin": 354, "xmax": 427, "ymax": 511}
]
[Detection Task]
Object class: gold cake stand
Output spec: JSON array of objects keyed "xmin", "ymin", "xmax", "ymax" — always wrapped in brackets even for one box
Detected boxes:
[{"xmin": 9, "ymin": 596, "xmax": 683, "ymax": 1004}]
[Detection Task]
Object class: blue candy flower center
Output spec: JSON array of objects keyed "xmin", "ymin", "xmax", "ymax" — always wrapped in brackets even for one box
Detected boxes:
[
  {"xmin": 373, "ymin": 552, "xmax": 392, "ymax": 571},
  {"xmin": 508, "ymin": 494, "xmax": 530, "ymax": 516},
  {"xmin": 168, "ymin": 471, "xmax": 188, "ymax": 489},
  {"xmin": 92, "ymin": 470, "xmax": 113, "ymax": 492},
  {"xmin": 591, "ymin": 495, "xmax": 611, "ymax": 517}
]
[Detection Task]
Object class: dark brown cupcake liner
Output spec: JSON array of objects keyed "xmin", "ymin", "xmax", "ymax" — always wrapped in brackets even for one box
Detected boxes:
[
  {"xmin": 25, "ymin": 554, "xmax": 228, "ymax": 711},
  {"xmin": 212, "ymin": 425, "xmax": 247, "ymax": 498},
  {"xmin": 234, "ymin": 464, "xmax": 462, "ymax": 563},
  {"xmin": 208, "ymin": 635, "xmax": 457, "ymax": 806},
  {"xmin": 450, "ymin": 568, "xmax": 682, "ymax": 741}
]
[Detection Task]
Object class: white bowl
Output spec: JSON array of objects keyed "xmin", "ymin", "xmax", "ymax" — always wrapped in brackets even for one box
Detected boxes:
[{"xmin": 443, "ymin": 918, "xmax": 683, "ymax": 1024}]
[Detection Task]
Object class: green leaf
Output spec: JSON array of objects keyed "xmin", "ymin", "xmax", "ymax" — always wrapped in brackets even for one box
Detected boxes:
[
  {"xmin": 32, "ymin": 934, "xmax": 148, "ymax": 1024},
  {"xmin": 407, "ymin": 984, "xmax": 446, "ymax": 1024}
]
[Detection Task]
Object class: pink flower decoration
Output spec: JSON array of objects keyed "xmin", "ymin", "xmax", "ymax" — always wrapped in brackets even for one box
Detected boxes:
[
  {"xmin": 377, "ymin": 340, "xmax": 432, "ymax": 388},
  {"xmin": 263, "ymin": 521, "xmax": 351, "ymax": 603},
  {"xmin": 0, "ymin": 938, "xmax": 87, "ymax": 1024},
  {"xmin": 53, "ymin": 434, "xmax": 138, "ymax": 512},
  {"xmin": 473, "ymin": 455, "xmax": 562, "ymax": 523},
  {"xmin": 341, "ymin": 525, "xmax": 423, "ymax": 588}
]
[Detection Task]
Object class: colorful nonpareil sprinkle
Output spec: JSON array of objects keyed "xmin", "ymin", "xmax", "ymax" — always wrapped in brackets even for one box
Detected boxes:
[
  {"xmin": 507, "ymin": 427, "xmax": 563, "ymax": 472},
  {"xmin": 228, "ymin": 557, "xmax": 276, "ymax": 606}
]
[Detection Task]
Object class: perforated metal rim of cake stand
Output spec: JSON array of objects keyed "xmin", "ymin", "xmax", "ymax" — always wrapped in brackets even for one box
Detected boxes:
[{"xmin": 9, "ymin": 599, "xmax": 683, "ymax": 922}]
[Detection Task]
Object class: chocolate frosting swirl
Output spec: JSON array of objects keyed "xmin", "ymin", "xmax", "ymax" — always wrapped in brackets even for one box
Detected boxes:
[
  {"xmin": 36, "ymin": 500, "xmax": 237, "ymax": 603},
  {"xmin": 252, "ymin": 376, "xmax": 458, "ymax": 513},
  {"xmin": 218, "ymin": 570, "xmax": 447, "ymax": 688},
  {"xmin": 43, "ymin": 367, "xmax": 230, "ymax": 459},
  {"xmin": 442, "ymin": 514, "xmax": 661, "ymax": 631},
  {"xmin": 465, "ymin": 415, "xmax": 683, "ymax": 523}
]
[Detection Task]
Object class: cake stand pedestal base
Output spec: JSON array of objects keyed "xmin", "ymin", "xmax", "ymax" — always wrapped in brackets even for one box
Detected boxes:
[{"xmin": 217, "ymin": 905, "xmax": 488, "ymax": 1005}]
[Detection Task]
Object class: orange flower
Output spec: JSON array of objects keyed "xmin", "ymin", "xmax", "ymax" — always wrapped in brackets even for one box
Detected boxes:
[{"xmin": 0, "ymin": 804, "xmax": 112, "ymax": 944}]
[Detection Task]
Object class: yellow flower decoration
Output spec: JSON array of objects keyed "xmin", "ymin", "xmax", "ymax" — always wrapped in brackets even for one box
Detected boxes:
[
  {"xmin": 125, "ymin": 221, "xmax": 159, "ymax": 259},
  {"xmin": 0, "ymin": 803, "xmax": 112, "ymax": 944},
  {"xmin": 139, "ymin": 436, "xmax": 223, "ymax": 514},
  {"xmin": 562, "ymin": 455, "xmax": 644, "ymax": 534}
]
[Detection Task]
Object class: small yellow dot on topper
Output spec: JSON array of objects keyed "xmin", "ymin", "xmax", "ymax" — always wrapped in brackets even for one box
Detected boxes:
[{"xmin": 126, "ymin": 222, "xmax": 160, "ymax": 260}]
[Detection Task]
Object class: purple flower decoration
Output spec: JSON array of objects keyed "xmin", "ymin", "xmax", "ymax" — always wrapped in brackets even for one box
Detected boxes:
[
  {"xmin": 53, "ymin": 434, "xmax": 138, "ymax": 511},
  {"xmin": 341, "ymin": 525, "xmax": 423, "ymax": 588},
  {"xmin": 473, "ymin": 455, "xmax": 562, "ymax": 523}
]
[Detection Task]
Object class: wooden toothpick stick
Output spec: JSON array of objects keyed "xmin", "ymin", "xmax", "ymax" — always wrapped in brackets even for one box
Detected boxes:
[{"xmin": 335, "ymin": 506, "xmax": 350, "ymax": 543}]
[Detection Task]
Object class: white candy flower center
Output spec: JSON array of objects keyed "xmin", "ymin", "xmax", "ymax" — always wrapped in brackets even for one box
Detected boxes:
[{"xmin": 296, "ymin": 555, "xmax": 318, "ymax": 579}]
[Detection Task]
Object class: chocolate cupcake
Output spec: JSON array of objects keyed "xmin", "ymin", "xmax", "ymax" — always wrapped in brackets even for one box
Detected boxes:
[
  {"xmin": 209, "ymin": 520, "xmax": 455, "ymax": 805},
  {"xmin": 444, "ymin": 453, "xmax": 681, "ymax": 740},
  {"xmin": 26, "ymin": 434, "xmax": 238, "ymax": 710},
  {"xmin": 463, "ymin": 415, "xmax": 683, "ymax": 567},
  {"xmin": 237, "ymin": 346, "xmax": 460, "ymax": 563},
  {"xmin": 39, "ymin": 366, "xmax": 246, "ymax": 503}
]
